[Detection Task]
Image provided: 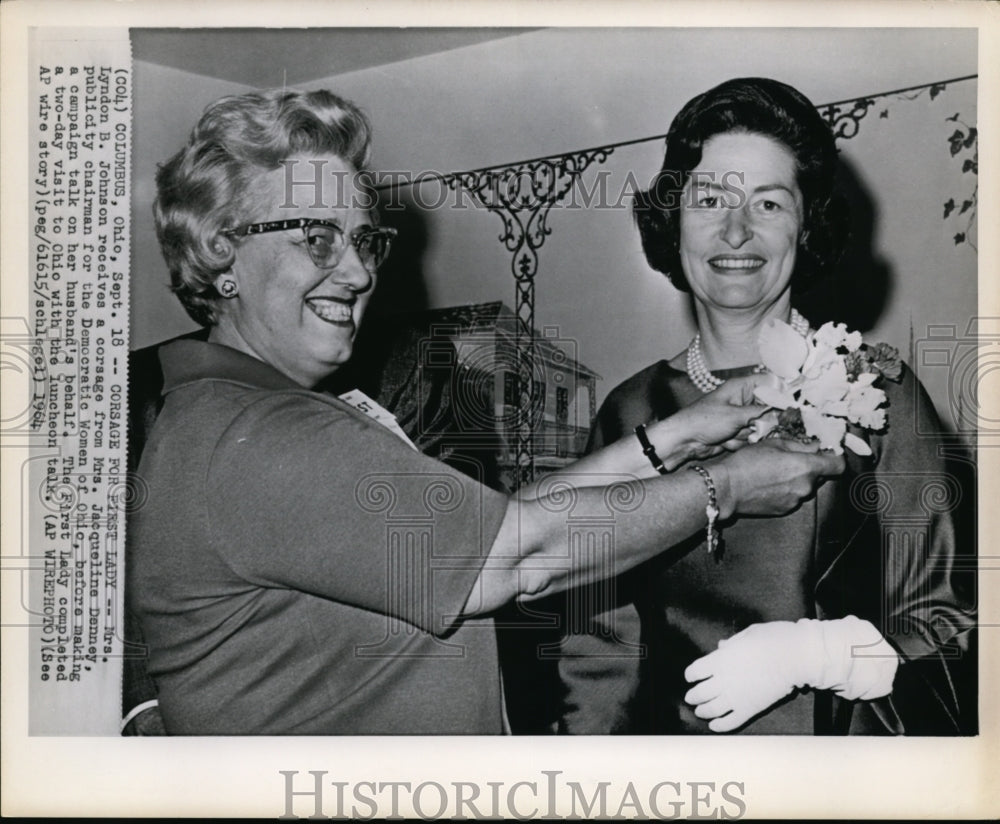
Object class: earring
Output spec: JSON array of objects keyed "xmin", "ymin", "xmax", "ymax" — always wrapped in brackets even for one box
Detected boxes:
[{"xmin": 218, "ymin": 277, "xmax": 239, "ymax": 298}]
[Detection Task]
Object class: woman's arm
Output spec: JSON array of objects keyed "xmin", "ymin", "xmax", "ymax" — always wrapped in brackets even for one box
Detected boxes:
[
  {"xmin": 517, "ymin": 375, "xmax": 766, "ymax": 501},
  {"xmin": 463, "ymin": 439, "xmax": 844, "ymax": 617}
]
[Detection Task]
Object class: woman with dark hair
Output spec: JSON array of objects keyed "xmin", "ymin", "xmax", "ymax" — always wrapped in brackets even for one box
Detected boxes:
[
  {"xmin": 556, "ymin": 77, "xmax": 974, "ymax": 735},
  {"xmin": 635, "ymin": 77, "xmax": 848, "ymax": 296},
  {"xmin": 126, "ymin": 87, "xmax": 843, "ymax": 734}
]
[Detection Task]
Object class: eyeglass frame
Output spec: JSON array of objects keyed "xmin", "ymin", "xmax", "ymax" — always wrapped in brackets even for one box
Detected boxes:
[{"xmin": 222, "ymin": 218, "xmax": 397, "ymax": 272}]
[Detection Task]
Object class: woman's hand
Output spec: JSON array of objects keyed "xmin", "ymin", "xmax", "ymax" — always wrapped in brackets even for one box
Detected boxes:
[
  {"xmin": 710, "ymin": 437, "xmax": 845, "ymax": 518},
  {"xmin": 647, "ymin": 375, "xmax": 770, "ymax": 468},
  {"xmin": 683, "ymin": 617, "xmax": 899, "ymax": 733}
]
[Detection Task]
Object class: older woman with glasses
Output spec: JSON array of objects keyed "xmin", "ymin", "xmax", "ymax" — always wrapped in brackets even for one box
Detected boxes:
[{"xmin": 127, "ymin": 88, "xmax": 845, "ymax": 735}]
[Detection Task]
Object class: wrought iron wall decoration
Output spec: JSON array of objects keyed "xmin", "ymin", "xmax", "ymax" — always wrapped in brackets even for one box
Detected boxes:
[
  {"xmin": 439, "ymin": 149, "xmax": 613, "ymax": 486},
  {"xmin": 375, "ymin": 73, "xmax": 976, "ymax": 486},
  {"xmin": 819, "ymin": 96, "xmax": 877, "ymax": 141},
  {"xmin": 816, "ymin": 79, "xmax": 948, "ymax": 141},
  {"xmin": 814, "ymin": 77, "xmax": 979, "ymax": 251}
]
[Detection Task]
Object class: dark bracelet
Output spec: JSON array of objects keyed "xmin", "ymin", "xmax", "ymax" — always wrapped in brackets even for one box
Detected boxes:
[
  {"xmin": 634, "ymin": 423, "xmax": 668, "ymax": 475},
  {"xmin": 687, "ymin": 464, "xmax": 721, "ymax": 557}
]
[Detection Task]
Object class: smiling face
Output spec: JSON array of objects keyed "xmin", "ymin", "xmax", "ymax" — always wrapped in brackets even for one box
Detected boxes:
[
  {"xmin": 679, "ymin": 131, "xmax": 804, "ymax": 315},
  {"xmin": 213, "ymin": 153, "xmax": 376, "ymax": 387}
]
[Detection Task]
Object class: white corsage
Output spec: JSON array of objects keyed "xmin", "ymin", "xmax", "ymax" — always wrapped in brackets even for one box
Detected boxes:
[{"xmin": 750, "ymin": 319, "xmax": 903, "ymax": 456}]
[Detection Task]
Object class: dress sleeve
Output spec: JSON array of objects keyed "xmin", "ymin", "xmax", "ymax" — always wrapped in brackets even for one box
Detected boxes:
[
  {"xmin": 817, "ymin": 363, "xmax": 977, "ymax": 733},
  {"xmin": 204, "ymin": 391, "xmax": 510, "ymax": 637},
  {"xmin": 868, "ymin": 364, "xmax": 975, "ymax": 661},
  {"xmin": 555, "ymin": 394, "xmax": 645, "ymax": 733}
]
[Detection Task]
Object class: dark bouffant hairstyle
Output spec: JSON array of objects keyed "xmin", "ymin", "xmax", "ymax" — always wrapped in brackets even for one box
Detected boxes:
[
  {"xmin": 633, "ymin": 77, "xmax": 849, "ymax": 293},
  {"xmin": 154, "ymin": 89, "xmax": 373, "ymax": 326}
]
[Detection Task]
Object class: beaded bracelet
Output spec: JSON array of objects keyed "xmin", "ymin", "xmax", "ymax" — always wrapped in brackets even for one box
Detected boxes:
[
  {"xmin": 687, "ymin": 464, "xmax": 721, "ymax": 557},
  {"xmin": 633, "ymin": 423, "xmax": 668, "ymax": 475}
]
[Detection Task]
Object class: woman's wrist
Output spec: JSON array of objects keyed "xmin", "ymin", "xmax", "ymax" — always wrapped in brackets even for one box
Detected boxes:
[
  {"xmin": 640, "ymin": 418, "xmax": 693, "ymax": 472},
  {"xmin": 703, "ymin": 463, "xmax": 734, "ymax": 520}
]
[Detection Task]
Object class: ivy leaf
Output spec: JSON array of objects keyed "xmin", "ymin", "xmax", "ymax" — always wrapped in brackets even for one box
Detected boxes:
[
  {"xmin": 962, "ymin": 158, "xmax": 977, "ymax": 174},
  {"xmin": 964, "ymin": 127, "xmax": 977, "ymax": 147},
  {"xmin": 930, "ymin": 84, "xmax": 945, "ymax": 99},
  {"xmin": 949, "ymin": 129, "xmax": 965, "ymax": 155},
  {"xmin": 943, "ymin": 198, "xmax": 956, "ymax": 218},
  {"xmin": 954, "ymin": 232, "xmax": 966, "ymax": 245},
  {"xmin": 960, "ymin": 199, "xmax": 974, "ymax": 215}
]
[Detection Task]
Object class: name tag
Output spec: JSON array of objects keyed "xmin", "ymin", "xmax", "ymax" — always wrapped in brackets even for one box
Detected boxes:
[{"xmin": 337, "ymin": 389, "xmax": 418, "ymax": 450}]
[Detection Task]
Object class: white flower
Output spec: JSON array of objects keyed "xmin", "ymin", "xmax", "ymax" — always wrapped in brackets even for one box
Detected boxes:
[
  {"xmin": 848, "ymin": 391, "xmax": 887, "ymax": 429},
  {"xmin": 845, "ymin": 373, "xmax": 887, "ymax": 429},
  {"xmin": 800, "ymin": 340, "xmax": 842, "ymax": 381},
  {"xmin": 753, "ymin": 371, "xmax": 797, "ymax": 411},
  {"xmin": 755, "ymin": 317, "xmax": 887, "ymax": 456},
  {"xmin": 800, "ymin": 406, "xmax": 847, "ymax": 454},
  {"xmin": 844, "ymin": 330, "xmax": 863, "ymax": 352},
  {"xmin": 759, "ymin": 318, "xmax": 809, "ymax": 380},
  {"xmin": 799, "ymin": 357, "xmax": 850, "ymax": 414},
  {"xmin": 814, "ymin": 322, "xmax": 863, "ymax": 352}
]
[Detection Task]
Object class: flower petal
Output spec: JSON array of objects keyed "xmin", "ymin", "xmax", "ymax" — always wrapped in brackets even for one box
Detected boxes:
[
  {"xmin": 813, "ymin": 322, "xmax": 864, "ymax": 353},
  {"xmin": 802, "ymin": 341, "xmax": 841, "ymax": 379},
  {"xmin": 800, "ymin": 406, "xmax": 846, "ymax": 453},
  {"xmin": 844, "ymin": 432, "xmax": 872, "ymax": 456},
  {"xmin": 759, "ymin": 319, "xmax": 808, "ymax": 379},
  {"xmin": 821, "ymin": 400, "xmax": 850, "ymax": 417},
  {"xmin": 749, "ymin": 413, "xmax": 778, "ymax": 443},
  {"xmin": 754, "ymin": 380, "xmax": 796, "ymax": 410},
  {"xmin": 800, "ymin": 358, "xmax": 850, "ymax": 410},
  {"xmin": 846, "ymin": 383, "xmax": 887, "ymax": 428},
  {"xmin": 814, "ymin": 322, "xmax": 849, "ymax": 350}
]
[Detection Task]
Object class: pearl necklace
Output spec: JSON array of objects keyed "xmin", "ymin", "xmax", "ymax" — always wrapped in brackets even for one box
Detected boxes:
[{"xmin": 686, "ymin": 308, "xmax": 810, "ymax": 394}]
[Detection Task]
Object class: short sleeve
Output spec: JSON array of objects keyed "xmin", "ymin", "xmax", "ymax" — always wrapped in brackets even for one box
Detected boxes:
[{"xmin": 205, "ymin": 390, "xmax": 509, "ymax": 636}]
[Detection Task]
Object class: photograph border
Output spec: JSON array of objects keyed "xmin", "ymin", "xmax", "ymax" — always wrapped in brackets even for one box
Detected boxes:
[{"xmin": 2, "ymin": 0, "xmax": 998, "ymax": 818}]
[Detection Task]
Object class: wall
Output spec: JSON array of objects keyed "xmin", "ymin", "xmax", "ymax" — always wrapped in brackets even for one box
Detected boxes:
[
  {"xmin": 130, "ymin": 28, "xmax": 978, "ymax": 426},
  {"xmin": 130, "ymin": 62, "xmax": 256, "ymax": 344}
]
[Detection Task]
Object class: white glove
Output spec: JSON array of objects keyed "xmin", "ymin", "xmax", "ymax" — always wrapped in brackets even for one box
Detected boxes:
[{"xmin": 683, "ymin": 616, "xmax": 900, "ymax": 733}]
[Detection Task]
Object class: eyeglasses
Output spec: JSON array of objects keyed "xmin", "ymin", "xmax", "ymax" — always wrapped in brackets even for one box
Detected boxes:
[{"xmin": 223, "ymin": 218, "xmax": 397, "ymax": 272}]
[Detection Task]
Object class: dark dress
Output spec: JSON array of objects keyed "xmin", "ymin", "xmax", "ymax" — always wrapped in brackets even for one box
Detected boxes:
[
  {"xmin": 556, "ymin": 360, "xmax": 976, "ymax": 735},
  {"xmin": 127, "ymin": 340, "xmax": 510, "ymax": 734}
]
